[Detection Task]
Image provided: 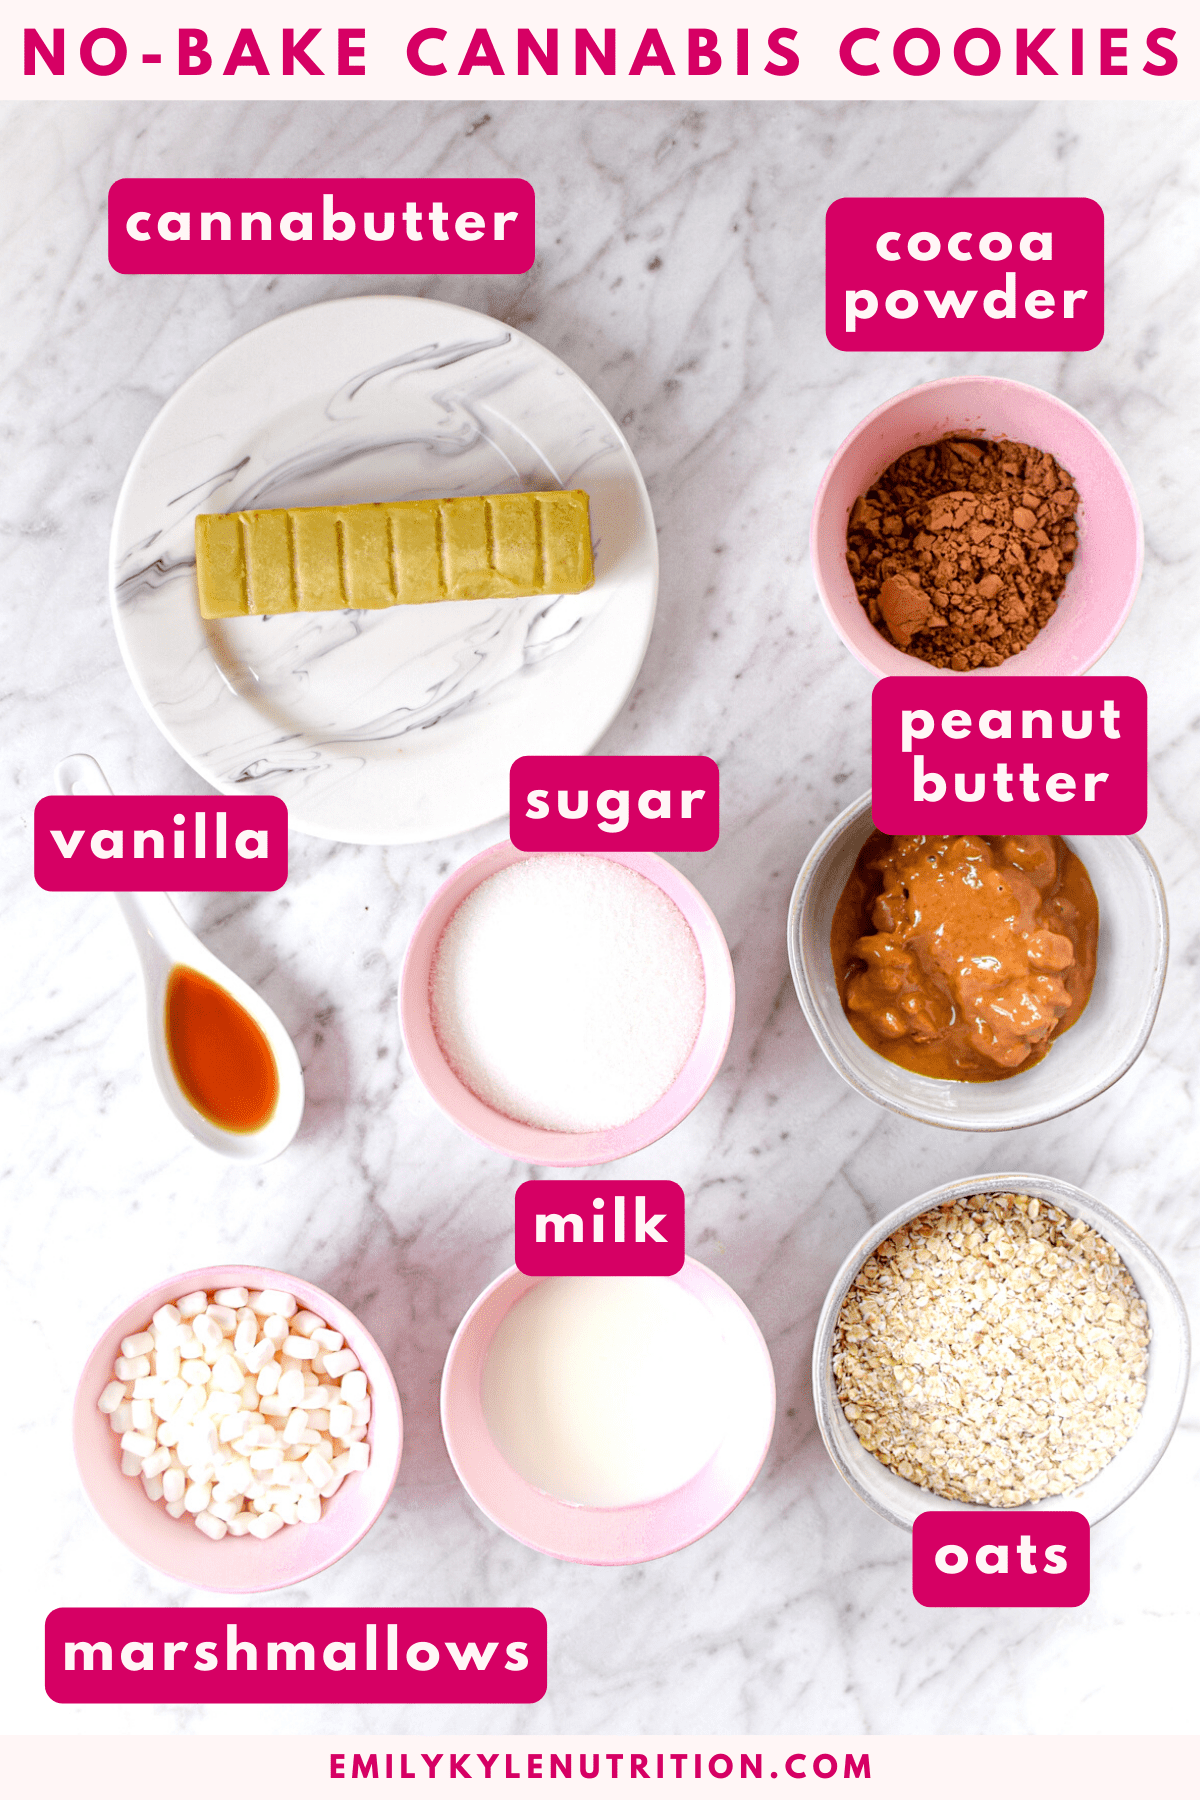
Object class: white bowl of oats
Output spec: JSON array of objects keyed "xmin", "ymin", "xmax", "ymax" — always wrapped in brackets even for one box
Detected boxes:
[{"xmin": 812, "ymin": 1173, "xmax": 1189, "ymax": 1528}]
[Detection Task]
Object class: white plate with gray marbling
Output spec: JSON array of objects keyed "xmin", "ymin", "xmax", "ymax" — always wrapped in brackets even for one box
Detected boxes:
[{"xmin": 109, "ymin": 296, "xmax": 658, "ymax": 844}]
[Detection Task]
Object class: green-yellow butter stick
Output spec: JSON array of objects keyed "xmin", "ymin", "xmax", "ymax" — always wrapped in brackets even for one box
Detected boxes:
[{"xmin": 194, "ymin": 491, "xmax": 595, "ymax": 620}]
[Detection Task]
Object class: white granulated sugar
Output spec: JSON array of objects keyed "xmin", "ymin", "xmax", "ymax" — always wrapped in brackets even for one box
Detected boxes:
[{"xmin": 429, "ymin": 855, "xmax": 706, "ymax": 1132}]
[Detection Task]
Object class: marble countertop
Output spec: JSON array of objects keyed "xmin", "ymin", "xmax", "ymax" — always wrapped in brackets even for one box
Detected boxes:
[{"xmin": 3, "ymin": 97, "xmax": 1198, "ymax": 1739}]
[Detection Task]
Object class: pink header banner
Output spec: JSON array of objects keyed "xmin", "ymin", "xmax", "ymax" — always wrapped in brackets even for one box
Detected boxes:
[
  {"xmin": 912, "ymin": 1510, "xmax": 1090, "ymax": 1607},
  {"xmin": 12, "ymin": 13, "xmax": 1189, "ymax": 103},
  {"xmin": 108, "ymin": 178, "xmax": 535, "ymax": 274},
  {"xmin": 46, "ymin": 1607, "xmax": 547, "ymax": 1703},
  {"xmin": 871, "ymin": 676, "xmax": 1147, "ymax": 834},
  {"xmin": 34, "ymin": 795, "xmax": 289, "ymax": 891},
  {"xmin": 509, "ymin": 756, "xmax": 720, "ymax": 851},
  {"xmin": 827, "ymin": 197, "xmax": 1104, "ymax": 351},
  {"xmin": 515, "ymin": 1180, "xmax": 686, "ymax": 1275}
]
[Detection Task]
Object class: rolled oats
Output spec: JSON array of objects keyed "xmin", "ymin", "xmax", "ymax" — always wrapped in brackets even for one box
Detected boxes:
[{"xmin": 833, "ymin": 1193, "xmax": 1150, "ymax": 1507}]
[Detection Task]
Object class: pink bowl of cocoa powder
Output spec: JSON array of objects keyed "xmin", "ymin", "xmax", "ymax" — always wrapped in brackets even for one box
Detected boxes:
[{"xmin": 811, "ymin": 376, "xmax": 1143, "ymax": 678}]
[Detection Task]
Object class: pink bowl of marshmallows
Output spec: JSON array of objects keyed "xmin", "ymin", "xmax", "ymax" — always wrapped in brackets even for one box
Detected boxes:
[
  {"xmin": 399, "ymin": 844, "xmax": 736, "ymax": 1168},
  {"xmin": 74, "ymin": 1265, "xmax": 403, "ymax": 1593},
  {"xmin": 810, "ymin": 375, "xmax": 1143, "ymax": 678}
]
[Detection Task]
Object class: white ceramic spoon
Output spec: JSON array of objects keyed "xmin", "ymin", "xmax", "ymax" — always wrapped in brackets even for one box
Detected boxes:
[{"xmin": 56, "ymin": 754, "xmax": 305, "ymax": 1163}]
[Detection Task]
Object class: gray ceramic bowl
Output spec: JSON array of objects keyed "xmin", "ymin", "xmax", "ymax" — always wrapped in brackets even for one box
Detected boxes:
[
  {"xmin": 812, "ymin": 1172, "xmax": 1190, "ymax": 1530},
  {"xmin": 787, "ymin": 792, "xmax": 1168, "ymax": 1131}
]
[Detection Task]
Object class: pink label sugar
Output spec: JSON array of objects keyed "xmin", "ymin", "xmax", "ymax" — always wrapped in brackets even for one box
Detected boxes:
[{"xmin": 429, "ymin": 854, "xmax": 706, "ymax": 1134}]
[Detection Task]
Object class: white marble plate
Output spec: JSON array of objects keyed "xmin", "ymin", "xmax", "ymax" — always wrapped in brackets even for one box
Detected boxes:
[{"xmin": 109, "ymin": 296, "xmax": 658, "ymax": 844}]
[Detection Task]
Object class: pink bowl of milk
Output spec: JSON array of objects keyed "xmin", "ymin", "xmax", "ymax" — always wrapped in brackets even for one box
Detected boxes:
[
  {"xmin": 399, "ymin": 843, "xmax": 736, "ymax": 1167},
  {"xmin": 810, "ymin": 375, "xmax": 1143, "ymax": 678},
  {"xmin": 441, "ymin": 1259, "xmax": 776, "ymax": 1564}
]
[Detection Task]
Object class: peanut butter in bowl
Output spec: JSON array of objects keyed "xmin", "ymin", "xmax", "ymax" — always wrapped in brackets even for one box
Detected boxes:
[{"xmin": 830, "ymin": 832, "xmax": 1098, "ymax": 1082}]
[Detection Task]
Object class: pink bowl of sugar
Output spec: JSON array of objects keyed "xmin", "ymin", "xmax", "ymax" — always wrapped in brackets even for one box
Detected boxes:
[
  {"xmin": 811, "ymin": 375, "xmax": 1143, "ymax": 678},
  {"xmin": 399, "ymin": 844, "xmax": 736, "ymax": 1167},
  {"xmin": 74, "ymin": 1265, "xmax": 403, "ymax": 1593}
]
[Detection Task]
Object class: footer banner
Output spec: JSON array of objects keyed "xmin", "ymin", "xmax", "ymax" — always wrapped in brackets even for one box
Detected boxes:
[{"xmin": 7, "ymin": 1736, "xmax": 1195, "ymax": 1795}]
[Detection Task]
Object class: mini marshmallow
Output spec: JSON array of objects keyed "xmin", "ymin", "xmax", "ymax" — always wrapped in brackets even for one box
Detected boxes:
[
  {"xmin": 181, "ymin": 1359, "xmax": 210, "ymax": 1387},
  {"xmin": 282, "ymin": 1409, "xmax": 309, "ymax": 1444},
  {"xmin": 141, "ymin": 1472, "xmax": 165, "ymax": 1502},
  {"xmin": 301, "ymin": 1450, "xmax": 334, "ymax": 1488},
  {"xmin": 131, "ymin": 1376, "xmax": 160, "ymax": 1400},
  {"xmin": 115, "ymin": 1355, "xmax": 150, "ymax": 1381},
  {"xmin": 297, "ymin": 1494, "xmax": 322, "ymax": 1524},
  {"xmin": 153, "ymin": 1378, "xmax": 187, "ymax": 1420},
  {"xmin": 263, "ymin": 1315, "xmax": 289, "ymax": 1344},
  {"xmin": 98, "ymin": 1381, "xmax": 127, "ymax": 1414},
  {"xmin": 175, "ymin": 1292, "xmax": 207, "ymax": 1319},
  {"xmin": 328, "ymin": 1404, "xmax": 353, "ymax": 1439},
  {"xmin": 311, "ymin": 1328, "xmax": 345, "ymax": 1353},
  {"xmin": 346, "ymin": 1442, "xmax": 370, "ymax": 1473},
  {"xmin": 234, "ymin": 1318, "xmax": 258, "ymax": 1357},
  {"xmin": 259, "ymin": 1395, "xmax": 290, "ymax": 1418},
  {"xmin": 240, "ymin": 1424, "xmax": 278, "ymax": 1449},
  {"xmin": 195, "ymin": 1511, "xmax": 227, "ymax": 1541},
  {"xmin": 184, "ymin": 1481, "xmax": 212, "ymax": 1513},
  {"xmin": 214, "ymin": 1287, "xmax": 250, "ymax": 1308},
  {"xmin": 244, "ymin": 1339, "xmax": 275, "ymax": 1375},
  {"xmin": 166, "ymin": 1499, "xmax": 187, "ymax": 1519},
  {"xmin": 121, "ymin": 1331, "xmax": 154, "ymax": 1358},
  {"xmin": 277, "ymin": 1369, "xmax": 306, "ymax": 1409},
  {"xmin": 282, "ymin": 1336, "xmax": 316, "ymax": 1359},
  {"xmin": 257, "ymin": 1289, "xmax": 298, "ymax": 1319},
  {"xmin": 322, "ymin": 1350, "xmax": 359, "ymax": 1379},
  {"xmin": 193, "ymin": 1313, "xmax": 223, "ymax": 1351},
  {"xmin": 227, "ymin": 1513, "xmax": 255, "ymax": 1536},
  {"xmin": 130, "ymin": 1399, "xmax": 154, "ymax": 1432},
  {"xmin": 120, "ymin": 1451, "xmax": 144, "ymax": 1476},
  {"xmin": 211, "ymin": 1354, "xmax": 246, "ymax": 1393},
  {"xmin": 108, "ymin": 1402, "xmax": 134, "ymax": 1434},
  {"xmin": 152, "ymin": 1304, "xmax": 183, "ymax": 1332},
  {"xmin": 162, "ymin": 1468, "xmax": 186, "ymax": 1503},
  {"xmin": 206, "ymin": 1304, "xmax": 238, "ymax": 1334},
  {"xmin": 120, "ymin": 1430, "xmax": 158, "ymax": 1459},
  {"xmin": 248, "ymin": 1511, "xmax": 285, "ymax": 1538},
  {"xmin": 290, "ymin": 1311, "xmax": 325, "ymax": 1337},
  {"xmin": 154, "ymin": 1345, "xmax": 181, "ymax": 1381}
]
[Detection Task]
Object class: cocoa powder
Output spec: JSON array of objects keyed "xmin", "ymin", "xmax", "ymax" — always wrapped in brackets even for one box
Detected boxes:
[{"xmin": 845, "ymin": 437, "xmax": 1079, "ymax": 669}]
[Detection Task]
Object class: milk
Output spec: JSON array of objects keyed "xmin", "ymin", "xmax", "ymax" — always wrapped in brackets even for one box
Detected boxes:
[{"xmin": 480, "ymin": 1276, "xmax": 731, "ymax": 1507}]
